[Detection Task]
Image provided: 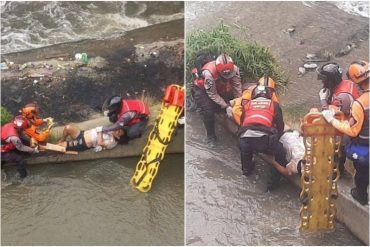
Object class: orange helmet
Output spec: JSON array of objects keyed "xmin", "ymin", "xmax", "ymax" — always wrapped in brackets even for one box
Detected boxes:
[
  {"xmin": 21, "ymin": 103, "xmax": 39, "ymax": 119},
  {"xmin": 215, "ymin": 54, "xmax": 234, "ymax": 79},
  {"xmin": 258, "ymin": 76, "xmax": 276, "ymax": 90},
  {"xmin": 347, "ymin": 61, "xmax": 369, "ymax": 84}
]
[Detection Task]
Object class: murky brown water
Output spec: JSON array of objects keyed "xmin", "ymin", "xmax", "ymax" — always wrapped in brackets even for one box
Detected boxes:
[
  {"xmin": 185, "ymin": 112, "xmax": 363, "ymax": 246},
  {"xmin": 1, "ymin": 155, "xmax": 184, "ymax": 245}
]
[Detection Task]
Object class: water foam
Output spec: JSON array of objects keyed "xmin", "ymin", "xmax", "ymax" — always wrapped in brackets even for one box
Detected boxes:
[
  {"xmin": 1, "ymin": 1, "xmax": 182, "ymax": 53},
  {"xmin": 335, "ymin": 1, "xmax": 370, "ymax": 18}
]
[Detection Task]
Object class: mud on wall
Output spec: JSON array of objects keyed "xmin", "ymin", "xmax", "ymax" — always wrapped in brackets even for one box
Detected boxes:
[{"xmin": 1, "ymin": 20, "xmax": 184, "ymax": 123}]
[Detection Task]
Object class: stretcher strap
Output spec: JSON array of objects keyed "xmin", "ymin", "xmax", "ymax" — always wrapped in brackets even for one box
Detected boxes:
[{"xmin": 130, "ymin": 84, "xmax": 184, "ymax": 192}]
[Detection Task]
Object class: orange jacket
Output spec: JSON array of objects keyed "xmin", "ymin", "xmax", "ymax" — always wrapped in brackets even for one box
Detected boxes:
[{"xmin": 332, "ymin": 90, "xmax": 369, "ymax": 145}]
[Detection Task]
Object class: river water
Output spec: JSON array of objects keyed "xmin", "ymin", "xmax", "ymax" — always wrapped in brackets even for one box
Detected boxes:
[
  {"xmin": 1, "ymin": 155, "xmax": 184, "ymax": 245},
  {"xmin": 185, "ymin": 112, "xmax": 362, "ymax": 246},
  {"xmin": 1, "ymin": 1, "xmax": 184, "ymax": 53}
]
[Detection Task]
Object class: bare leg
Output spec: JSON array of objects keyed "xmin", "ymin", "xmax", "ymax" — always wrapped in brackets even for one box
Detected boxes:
[{"xmin": 58, "ymin": 125, "xmax": 81, "ymax": 143}]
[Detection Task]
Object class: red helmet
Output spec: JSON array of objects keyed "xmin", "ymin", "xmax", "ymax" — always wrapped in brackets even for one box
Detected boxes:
[
  {"xmin": 347, "ymin": 61, "xmax": 369, "ymax": 84},
  {"xmin": 13, "ymin": 115, "xmax": 29, "ymax": 130},
  {"xmin": 215, "ymin": 54, "xmax": 234, "ymax": 79}
]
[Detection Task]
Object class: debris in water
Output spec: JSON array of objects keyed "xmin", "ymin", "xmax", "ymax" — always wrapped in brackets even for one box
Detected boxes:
[
  {"xmin": 336, "ymin": 42, "xmax": 356, "ymax": 57},
  {"xmin": 150, "ymin": 51, "xmax": 158, "ymax": 58},
  {"xmin": 306, "ymin": 53, "xmax": 316, "ymax": 59},
  {"xmin": 287, "ymin": 26, "xmax": 295, "ymax": 33},
  {"xmin": 33, "ymin": 80, "xmax": 38, "ymax": 84},
  {"xmin": 0, "ymin": 62, "xmax": 8, "ymax": 70},
  {"xmin": 303, "ymin": 63, "xmax": 317, "ymax": 69},
  {"xmin": 298, "ymin": 67, "xmax": 306, "ymax": 75},
  {"xmin": 19, "ymin": 63, "xmax": 28, "ymax": 70}
]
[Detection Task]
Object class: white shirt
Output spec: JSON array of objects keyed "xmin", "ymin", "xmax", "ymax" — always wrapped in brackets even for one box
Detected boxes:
[{"xmin": 279, "ymin": 130, "xmax": 305, "ymax": 175}]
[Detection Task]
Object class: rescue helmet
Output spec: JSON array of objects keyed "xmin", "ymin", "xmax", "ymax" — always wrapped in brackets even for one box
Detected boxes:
[
  {"xmin": 107, "ymin": 96, "xmax": 122, "ymax": 113},
  {"xmin": 215, "ymin": 53, "xmax": 234, "ymax": 79},
  {"xmin": 21, "ymin": 103, "xmax": 39, "ymax": 119},
  {"xmin": 317, "ymin": 62, "xmax": 342, "ymax": 88},
  {"xmin": 252, "ymin": 85, "xmax": 271, "ymax": 99},
  {"xmin": 13, "ymin": 115, "xmax": 29, "ymax": 130},
  {"xmin": 347, "ymin": 60, "xmax": 369, "ymax": 84},
  {"xmin": 258, "ymin": 76, "xmax": 276, "ymax": 90}
]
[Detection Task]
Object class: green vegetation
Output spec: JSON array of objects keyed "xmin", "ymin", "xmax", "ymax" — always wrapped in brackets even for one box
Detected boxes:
[
  {"xmin": 186, "ymin": 22, "xmax": 287, "ymax": 90},
  {"xmin": 1, "ymin": 106, "xmax": 13, "ymax": 126}
]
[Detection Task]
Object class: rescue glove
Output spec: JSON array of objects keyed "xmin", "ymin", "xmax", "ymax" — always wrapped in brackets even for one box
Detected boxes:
[
  {"xmin": 319, "ymin": 88, "xmax": 330, "ymax": 101},
  {"xmin": 226, "ymin": 106, "xmax": 233, "ymax": 118},
  {"xmin": 43, "ymin": 117, "xmax": 54, "ymax": 124},
  {"xmin": 32, "ymin": 146, "xmax": 39, "ymax": 154},
  {"xmin": 322, "ymin": 109, "xmax": 335, "ymax": 123}
]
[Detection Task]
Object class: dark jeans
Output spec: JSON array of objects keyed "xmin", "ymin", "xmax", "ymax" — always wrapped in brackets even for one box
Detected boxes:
[
  {"xmin": 125, "ymin": 118, "xmax": 148, "ymax": 140},
  {"xmin": 274, "ymin": 141, "xmax": 288, "ymax": 167},
  {"xmin": 354, "ymin": 161, "xmax": 369, "ymax": 196},
  {"xmin": 239, "ymin": 135, "xmax": 279, "ymax": 174},
  {"xmin": 192, "ymin": 86, "xmax": 232, "ymax": 138},
  {"xmin": 1, "ymin": 151, "xmax": 27, "ymax": 178}
]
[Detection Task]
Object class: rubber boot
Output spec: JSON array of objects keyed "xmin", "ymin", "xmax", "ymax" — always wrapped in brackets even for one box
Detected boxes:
[
  {"xmin": 242, "ymin": 160, "xmax": 255, "ymax": 177},
  {"xmin": 266, "ymin": 167, "xmax": 282, "ymax": 192}
]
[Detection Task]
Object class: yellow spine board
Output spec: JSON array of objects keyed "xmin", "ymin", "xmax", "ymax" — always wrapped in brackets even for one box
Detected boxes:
[
  {"xmin": 130, "ymin": 85, "xmax": 184, "ymax": 192},
  {"xmin": 300, "ymin": 113, "xmax": 341, "ymax": 230}
]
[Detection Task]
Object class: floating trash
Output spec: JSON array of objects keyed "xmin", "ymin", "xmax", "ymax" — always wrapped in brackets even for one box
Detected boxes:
[{"xmin": 303, "ymin": 63, "xmax": 318, "ymax": 69}]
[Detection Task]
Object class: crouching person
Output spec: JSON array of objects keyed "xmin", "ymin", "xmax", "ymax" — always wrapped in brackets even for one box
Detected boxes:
[
  {"xmin": 103, "ymin": 96, "xmax": 149, "ymax": 143},
  {"xmin": 57, "ymin": 125, "xmax": 124, "ymax": 152},
  {"xmin": 1, "ymin": 116, "xmax": 39, "ymax": 179},
  {"xmin": 238, "ymin": 85, "xmax": 284, "ymax": 176}
]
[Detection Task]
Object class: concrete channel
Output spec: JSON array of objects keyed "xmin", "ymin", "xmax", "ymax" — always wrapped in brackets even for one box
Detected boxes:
[{"xmin": 219, "ymin": 115, "xmax": 369, "ymax": 245}]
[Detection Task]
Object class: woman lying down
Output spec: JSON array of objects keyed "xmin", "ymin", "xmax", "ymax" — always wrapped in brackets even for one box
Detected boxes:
[{"xmin": 57, "ymin": 125, "xmax": 124, "ymax": 152}]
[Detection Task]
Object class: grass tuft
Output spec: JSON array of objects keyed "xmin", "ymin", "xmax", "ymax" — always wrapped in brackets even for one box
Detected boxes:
[
  {"xmin": 186, "ymin": 22, "xmax": 287, "ymax": 93},
  {"xmin": 1, "ymin": 106, "xmax": 13, "ymax": 126}
]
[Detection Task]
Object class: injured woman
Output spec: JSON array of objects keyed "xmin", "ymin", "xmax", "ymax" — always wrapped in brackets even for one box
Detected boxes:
[{"xmin": 57, "ymin": 125, "xmax": 124, "ymax": 152}]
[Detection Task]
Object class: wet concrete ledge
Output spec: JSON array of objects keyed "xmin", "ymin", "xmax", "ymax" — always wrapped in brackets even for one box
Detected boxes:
[
  {"xmin": 218, "ymin": 115, "xmax": 369, "ymax": 245},
  {"xmin": 23, "ymin": 104, "xmax": 184, "ymax": 165}
]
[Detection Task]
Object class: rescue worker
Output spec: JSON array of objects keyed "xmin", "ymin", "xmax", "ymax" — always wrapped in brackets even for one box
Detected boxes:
[
  {"xmin": 238, "ymin": 85, "xmax": 284, "ymax": 177},
  {"xmin": 1, "ymin": 116, "xmax": 39, "ymax": 179},
  {"xmin": 20, "ymin": 103, "xmax": 53, "ymax": 143},
  {"xmin": 322, "ymin": 61, "xmax": 369, "ymax": 205},
  {"xmin": 230, "ymin": 76, "xmax": 280, "ymax": 125},
  {"xmin": 317, "ymin": 62, "xmax": 360, "ymax": 175},
  {"xmin": 103, "ymin": 96, "xmax": 149, "ymax": 142},
  {"xmin": 192, "ymin": 53, "xmax": 242, "ymax": 147}
]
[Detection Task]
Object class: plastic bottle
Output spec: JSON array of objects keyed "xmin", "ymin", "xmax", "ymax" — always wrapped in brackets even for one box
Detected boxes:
[{"xmin": 75, "ymin": 53, "xmax": 89, "ymax": 64}]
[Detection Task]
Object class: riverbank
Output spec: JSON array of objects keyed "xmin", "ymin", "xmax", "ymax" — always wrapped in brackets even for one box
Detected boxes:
[
  {"xmin": 1, "ymin": 19, "xmax": 184, "ymax": 123},
  {"xmin": 186, "ymin": 1, "xmax": 369, "ymax": 124}
]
